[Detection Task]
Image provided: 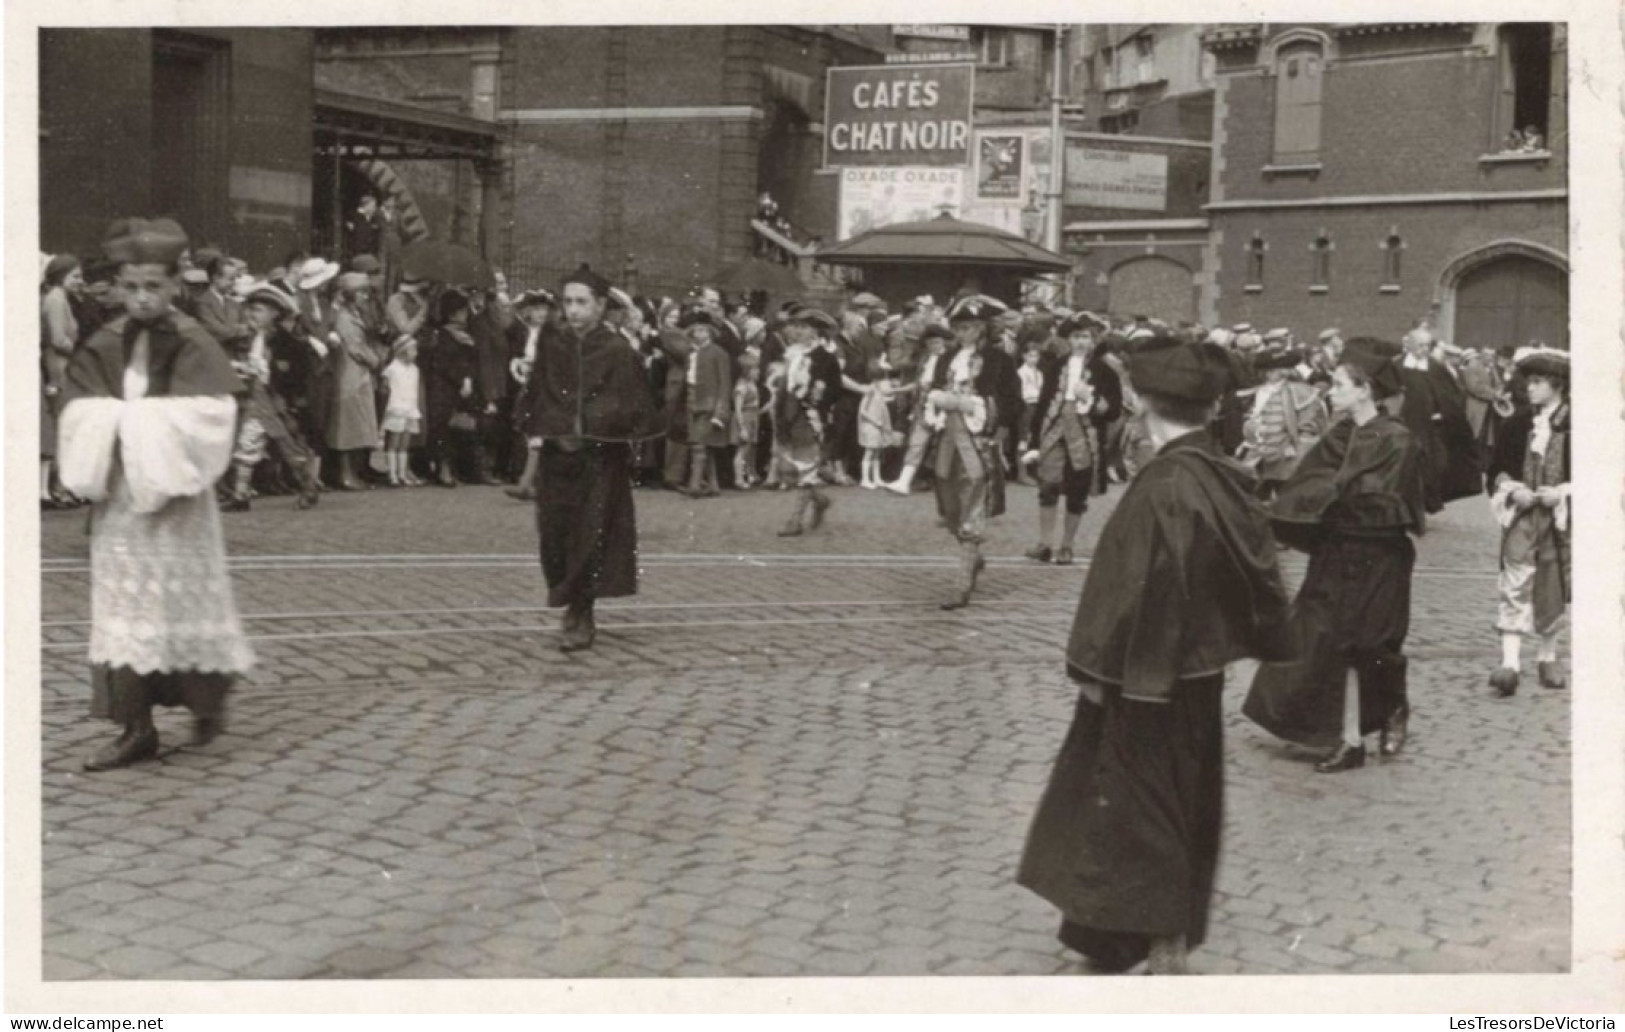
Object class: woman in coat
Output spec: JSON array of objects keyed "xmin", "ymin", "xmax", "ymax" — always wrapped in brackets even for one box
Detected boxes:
[
  {"xmin": 422, "ymin": 288, "xmax": 481, "ymax": 487},
  {"xmin": 327, "ymin": 272, "xmax": 384, "ymax": 489},
  {"xmin": 41, "ymin": 254, "xmax": 83, "ymax": 508},
  {"xmin": 292, "ymin": 257, "xmax": 341, "ymax": 488},
  {"xmin": 1242, "ymin": 338, "xmax": 1429, "ymax": 772}
]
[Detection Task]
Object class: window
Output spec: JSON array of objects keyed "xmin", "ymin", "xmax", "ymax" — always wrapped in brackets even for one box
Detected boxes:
[
  {"xmin": 1135, "ymin": 34, "xmax": 1156, "ymax": 84},
  {"xmin": 1272, "ymin": 40, "xmax": 1324, "ymax": 165},
  {"xmin": 977, "ymin": 27, "xmax": 1011, "ymax": 67},
  {"xmin": 1310, "ymin": 232, "xmax": 1333, "ymax": 293},
  {"xmin": 1380, "ymin": 228, "xmax": 1405, "ymax": 291},
  {"xmin": 1496, "ymin": 24, "xmax": 1555, "ymax": 150},
  {"xmin": 1099, "ymin": 110, "xmax": 1139, "ymax": 135},
  {"xmin": 1246, "ymin": 233, "xmax": 1267, "ymax": 290}
]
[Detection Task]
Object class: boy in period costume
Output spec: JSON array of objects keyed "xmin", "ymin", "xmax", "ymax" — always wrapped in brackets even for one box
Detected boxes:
[
  {"xmin": 775, "ymin": 307, "xmax": 843, "ymax": 537},
  {"xmin": 1018, "ymin": 334, "xmax": 1292, "ymax": 975},
  {"xmin": 1486, "ymin": 346, "xmax": 1571, "ymax": 695}
]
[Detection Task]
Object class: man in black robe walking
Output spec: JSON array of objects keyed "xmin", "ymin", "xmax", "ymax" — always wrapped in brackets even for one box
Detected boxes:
[
  {"xmin": 1017, "ymin": 335, "xmax": 1293, "ymax": 974},
  {"xmin": 524, "ymin": 266, "xmax": 664, "ymax": 651}
]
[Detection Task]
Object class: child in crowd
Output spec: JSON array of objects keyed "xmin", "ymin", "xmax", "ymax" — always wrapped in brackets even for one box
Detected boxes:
[
  {"xmin": 381, "ymin": 337, "xmax": 423, "ymax": 487},
  {"xmin": 732, "ymin": 350, "xmax": 763, "ymax": 489},
  {"xmin": 1017, "ymin": 346, "xmax": 1044, "ymax": 482},
  {"xmin": 761, "ymin": 359, "xmax": 786, "ymax": 489},
  {"xmin": 857, "ymin": 372, "xmax": 905, "ymax": 489}
]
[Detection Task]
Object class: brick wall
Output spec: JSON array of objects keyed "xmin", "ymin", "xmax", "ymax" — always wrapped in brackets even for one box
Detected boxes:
[
  {"xmin": 225, "ymin": 30, "xmax": 315, "ymax": 269},
  {"xmin": 1209, "ymin": 200, "xmax": 1566, "ymax": 341},
  {"xmin": 1218, "ymin": 30, "xmax": 1566, "ymax": 201},
  {"xmin": 1068, "ymin": 241, "xmax": 1205, "ymax": 316},
  {"xmin": 40, "ymin": 29, "xmax": 155, "ymax": 257}
]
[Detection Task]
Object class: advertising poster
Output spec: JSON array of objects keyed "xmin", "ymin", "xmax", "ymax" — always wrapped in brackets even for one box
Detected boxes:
[
  {"xmin": 976, "ymin": 134, "xmax": 1025, "ymax": 201},
  {"xmin": 1064, "ymin": 146, "xmax": 1170, "ymax": 211},
  {"xmin": 837, "ymin": 167, "xmax": 965, "ymax": 240},
  {"xmin": 823, "ymin": 62, "xmax": 975, "ymax": 168}
]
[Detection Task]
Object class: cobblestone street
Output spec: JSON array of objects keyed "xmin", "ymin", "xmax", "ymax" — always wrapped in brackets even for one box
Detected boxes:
[{"xmin": 37, "ymin": 477, "xmax": 1570, "ymax": 979}]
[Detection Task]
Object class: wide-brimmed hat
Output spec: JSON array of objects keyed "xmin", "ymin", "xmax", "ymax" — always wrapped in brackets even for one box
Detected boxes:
[
  {"xmin": 515, "ymin": 288, "xmax": 557, "ymax": 310},
  {"xmin": 787, "ymin": 306, "xmax": 839, "ymax": 335},
  {"xmin": 297, "ymin": 257, "xmax": 341, "ymax": 291},
  {"xmin": 1254, "ymin": 347, "xmax": 1306, "ymax": 372},
  {"xmin": 179, "ymin": 268, "xmax": 209, "ymax": 286},
  {"xmin": 1341, "ymin": 337, "xmax": 1405, "ymax": 399},
  {"xmin": 849, "ymin": 291, "xmax": 885, "ymax": 310},
  {"xmin": 348, "ymin": 254, "xmax": 382, "ymax": 274},
  {"xmin": 1263, "ymin": 327, "xmax": 1291, "ymax": 343},
  {"xmin": 678, "ymin": 306, "xmax": 724, "ymax": 332},
  {"xmin": 1318, "ymin": 327, "xmax": 1343, "ymax": 343},
  {"xmin": 945, "ymin": 294, "xmax": 1009, "ymax": 324},
  {"xmin": 1128, "ymin": 337, "xmax": 1234, "ymax": 404},
  {"xmin": 243, "ymin": 282, "xmax": 297, "ymax": 314},
  {"xmin": 43, "ymin": 254, "xmax": 80, "ymax": 284},
  {"xmin": 1513, "ymin": 345, "xmax": 1569, "ymax": 380},
  {"xmin": 336, "ymin": 271, "xmax": 371, "ymax": 294},
  {"xmin": 102, "ymin": 217, "xmax": 190, "ymax": 267}
]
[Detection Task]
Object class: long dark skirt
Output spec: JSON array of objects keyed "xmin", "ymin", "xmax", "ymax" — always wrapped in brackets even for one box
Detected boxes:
[
  {"xmin": 535, "ymin": 441, "xmax": 638, "ymax": 608},
  {"xmin": 1242, "ymin": 530, "xmax": 1413, "ymax": 749},
  {"xmin": 1017, "ymin": 674, "xmax": 1225, "ymax": 971},
  {"xmin": 91, "ymin": 664, "xmax": 232, "ymax": 724}
]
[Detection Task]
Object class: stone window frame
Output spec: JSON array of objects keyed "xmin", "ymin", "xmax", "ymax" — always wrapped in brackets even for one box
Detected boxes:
[
  {"xmin": 1264, "ymin": 28, "xmax": 1336, "ymax": 171},
  {"xmin": 1244, "ymin": 231, "xmax": 1268, "ymax": 293},
  {"xmin": 1309, "ymin": 229, "xmax": 1333, "ymax": 294},
  {"xmin": 1379, "ymin": 226, "xmax": 1406, "ymax": 293}
]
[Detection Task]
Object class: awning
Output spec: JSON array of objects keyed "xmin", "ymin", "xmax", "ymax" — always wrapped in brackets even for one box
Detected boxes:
[{"xmin": 314, "ymin": 88, "xmax": 500, "ymax": 162}]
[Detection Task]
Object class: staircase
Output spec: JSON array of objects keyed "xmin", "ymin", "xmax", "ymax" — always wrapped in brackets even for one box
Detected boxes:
[{"xmin": 751, "ymin": 217, "xmax": 851, "ymax": 308}]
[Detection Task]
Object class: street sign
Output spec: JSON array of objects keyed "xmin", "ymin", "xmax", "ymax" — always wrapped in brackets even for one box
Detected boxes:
[
  {"xmin": 823, "ymin": 62, "xmax": 975, "ymax": 169},
  {"xmin": 892, "ymin": 24, "xmax": 970, "ymax": 41}
]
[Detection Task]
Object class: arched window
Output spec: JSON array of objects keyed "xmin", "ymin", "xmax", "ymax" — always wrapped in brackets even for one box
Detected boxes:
[
  {"xmin": 1273, "ymin": 40, "xmax": 1325, "ymax": 165},
  {"xmin": 1495, "ymin": 24, "xmax": 1554, "ymax": 150},
  {"xmin": 1309, "ymin": 232, "xmax": 1333, "ymax": 292}
]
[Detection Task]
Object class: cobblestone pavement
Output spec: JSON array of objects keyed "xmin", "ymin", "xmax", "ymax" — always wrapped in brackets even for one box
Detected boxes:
[{"xmin": 37, "ymin": 474, "xmax": 1570, "ymax": 979}]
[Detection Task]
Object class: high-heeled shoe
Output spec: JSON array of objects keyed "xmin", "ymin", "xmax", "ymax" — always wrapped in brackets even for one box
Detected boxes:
[
  {"xmin": 1379, "ymin": 703, "xmax": 1410, "ymax": 757},
  {"xmin": 1315, "ymin": 741, "xmax": 1365, "ymax": 773}
]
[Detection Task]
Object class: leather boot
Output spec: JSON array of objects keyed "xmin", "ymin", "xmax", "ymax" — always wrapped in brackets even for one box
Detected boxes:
[
  {"xmin": 84, "ymin": 716, "xmax": 159, "ymax": 772},
  {"xmin": 559, "ymin": 600, "xmax": 596, "ymax": 652},
  {"xmin": 295, "ymin": 455, "xmax": 320, "ymax": 510},
  {"xmin": 941, "ymin": 541, "xmax": 979, "ymax": 610},
  {"xmin": 806, "ymin": 489, "xmax": 832, "ymax": 530}
]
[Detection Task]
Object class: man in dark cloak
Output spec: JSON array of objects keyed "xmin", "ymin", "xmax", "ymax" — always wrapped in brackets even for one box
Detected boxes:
[
  {"xmin": 1017, "ymin": 334, "xmax": 1293, "ymax": 975},
  {"xmin": 524, "ymin": 266, "xmax": 664, "ymax": 652},
  {"xmin": 1396, "ymin": 326, "xmax": 1480, "ymax": 511}
]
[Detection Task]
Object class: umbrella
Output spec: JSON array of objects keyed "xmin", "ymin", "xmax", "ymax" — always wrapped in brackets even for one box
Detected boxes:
[
  {"xmin": 712, "ymin": 256, "xmax": 806, "ymax": 297},
  {"xmin": 815, "ymin": 212, "xmax": 1072, "ymax": 273},
  {"xmin": 398, "ymin": 238, "xmax": 495, "ymax": 290}
]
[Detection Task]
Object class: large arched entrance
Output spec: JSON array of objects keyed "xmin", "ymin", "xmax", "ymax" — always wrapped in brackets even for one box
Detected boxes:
[
  {"xmin": 1107, "ymin": 256, "xmax": 1196, "ymax": 322},
  {"xmin": 1443, "ymin": 244, "xmax": 1569, "ymax": 350}
]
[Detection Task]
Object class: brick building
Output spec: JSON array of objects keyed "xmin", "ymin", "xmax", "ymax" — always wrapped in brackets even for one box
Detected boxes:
[
  {"xmin": 40, "ymin": 28, "xmax": 315, "ymax": 270},
  {"xmin": 1202, "ymin": 22, "xmax": 1568, "ymax": 348},
  {"xmin": 316, "ymin": 26, "xmax": 883, "ymax": 299}
]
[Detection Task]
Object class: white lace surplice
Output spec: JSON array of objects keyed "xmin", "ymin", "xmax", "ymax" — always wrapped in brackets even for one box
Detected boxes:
[{"xmin": 59, "ymin": 330, "xmax": 254, "ymax": 677}]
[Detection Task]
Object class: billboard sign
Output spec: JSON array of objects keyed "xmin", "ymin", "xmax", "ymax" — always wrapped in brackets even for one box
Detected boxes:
[
  {"xmin": 1064, "ymin": 146, "xmax": 1169, "ymax": 211},
  {"xmin": 837, "ymin": 167, "xmax": 964, "ymax": 240},
  {"xmin": 823, "ymin": 62, "xmax": 974, "ymax": 169},
  {"xmin": 892, "ymin": 24, "xmax": 970, "ymax": 41}
]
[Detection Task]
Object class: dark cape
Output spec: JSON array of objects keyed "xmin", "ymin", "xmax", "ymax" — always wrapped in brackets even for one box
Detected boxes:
[
  {"xmin": 1242, "ymin": 413, "xmax": 1427, "ymax": 749},
  {"xmin": 63, "ymin": 314, "xmax": 240, "ymax": 404},
  {"xmin": 1397, "ymin": 362, "xmax": 1480, "ymax": 511},
  {"xmin": 1063, "ymin": 430, "xmax": 1294, "ymax": 702},
  {"xmin": 1018, "ymin": 429, "xmax": 1292, "ymax": 970},
  {"xmin": 525, "ymin": 321, "xmax": 663, "ymax": 608}
]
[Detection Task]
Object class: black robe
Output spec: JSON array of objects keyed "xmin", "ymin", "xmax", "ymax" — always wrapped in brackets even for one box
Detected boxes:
[
  {"xmin": 1242, "ymin": 413, "xmax": 1427, "ymax": 749},
  {"xmin": 1018, "ymin": 430, "xmax": 1292, "ymax": 969},
  {"xmin": 1397, "ymin": 361, "xmax": 1480, "ymax": 510},
  {"xmin": 524, "ymin": 322, "xmax": 663, "ymax": 608}
]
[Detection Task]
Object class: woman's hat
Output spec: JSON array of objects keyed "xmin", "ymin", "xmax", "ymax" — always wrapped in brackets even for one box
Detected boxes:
[
  {"xmin": 678, "ymin": 306, "xmax": 724, "ymax": 332},
  {"xmin": 43, "ymin": 253, "xmax": 80, "ymax": 284},
  {"xmin": 787, "ymin": 306, "xmax": 839, "ymax": 335},
  {"xmin": 1513, "ymin": 344, "xmax": 1569, "ymax": 380},
  {"xmin": 337, "ymin": 271, "xmax": 371, "ymax": 293},
  {"xmin": 1128, "ymin": 336, "xmax": 1234, "ymax": 404},
  {"xmin": 348, "ymin": 254, "xmax": 382, "ymax": 274},
  {"xmin": 515, "ymin": 288, "xmax": 557, "ymax": 310},
  {"xmin": 1057, "ymin": 313, "xmax": 1104, "ymax": 338},
  {"xmin": 179, "ymin": 268, "xmax": 209, "ymax": 286},
  {"xmin": 244, "ymin": 282, "xmax": 297, "ymax": 314},
  {"xmin": 919, "ymin": 323, "xmax": 954, "ymax": 343},
  {"xmin": 1253, "ymin": 347, "xmax": 1305, "ymax": 372},
  {"xmin": 390, "ymin": 334, "xmax": 418, "ymax": 359},
  {"xmin": 607, "ymin": 286, "xmax": 635, "ymax": 312},
  {"xmin": 297, "ymin": 257, "xmax": 341, "ymax": 291},
  {"xmin": 102, "ymin": 217, "xmax": 190, "ymax": 266},
  {"xmin": 945, "ymin": 294, "xmax": 1009, "ymax": 324}
]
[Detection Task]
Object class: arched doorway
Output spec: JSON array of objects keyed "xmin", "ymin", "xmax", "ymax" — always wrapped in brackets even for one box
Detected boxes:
[
  {"xmin": 1107, "ymin": 256, "xmax": 1196, "ymax": 321},
  {"xmin": 1445, "ymin": 246, "xmax": 1568, "ymax": 350}
]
